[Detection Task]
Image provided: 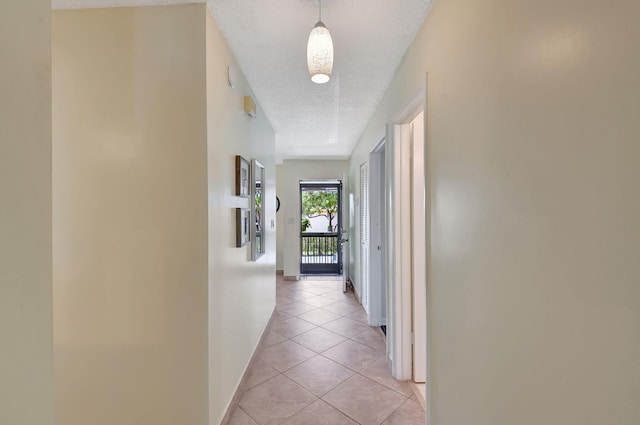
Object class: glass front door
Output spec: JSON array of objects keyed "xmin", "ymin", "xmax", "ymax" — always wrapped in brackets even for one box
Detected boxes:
[{"xmin": 300, "ymin": 182, "xmax": 342, "ymax": 275}]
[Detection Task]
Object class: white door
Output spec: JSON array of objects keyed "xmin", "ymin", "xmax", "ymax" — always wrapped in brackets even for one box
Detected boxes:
[
  {"xmin": 368, "ymin": 142, "xmax": 386, "ymax": 327},
  {"xmin": 360, "ymin": 162, "xmax": 370, "ymax": 313}
]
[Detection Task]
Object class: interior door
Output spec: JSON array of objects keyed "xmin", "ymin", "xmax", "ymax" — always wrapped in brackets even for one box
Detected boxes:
[
  {"xmin": 368, "ymin": 143, "xmax": 386, "ymax": 327},
  {"xmin": 360, "ymin": 163, "xmax": 369, "ymax": 310}
]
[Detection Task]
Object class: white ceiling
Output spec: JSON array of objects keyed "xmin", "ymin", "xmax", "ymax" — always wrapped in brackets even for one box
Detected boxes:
[{"xmin": 53, "ymin": 0, "xmax": 433, "ymax": 162}]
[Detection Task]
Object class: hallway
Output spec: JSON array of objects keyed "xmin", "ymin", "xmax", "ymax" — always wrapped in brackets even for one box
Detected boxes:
[{"xmin": 227, "ymin": 275, "xmax": 425, "ymax": 425}]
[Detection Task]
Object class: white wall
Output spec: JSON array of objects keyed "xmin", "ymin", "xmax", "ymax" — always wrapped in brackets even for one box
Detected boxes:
[
  {"xmin": 53, "ymin": 6, "xmax": 209, "ymax": 425},
  {"xmin": 0, "ymin": 1, "xmax": 54, "ymax": 424},
  {"xmin": 205, "ymin": 8, "xmax": 276, "ymax": 424},
  {"xmin": 348, "ymin": 0, "xmax": 640, "ymax": 424},
  {"xmin": 278, "ymin": 160, "xmax": 349, "ymax": 279}
]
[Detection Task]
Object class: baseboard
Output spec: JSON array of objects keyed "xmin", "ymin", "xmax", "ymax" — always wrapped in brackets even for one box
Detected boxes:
[
  {"xmin": 283, "ymin": 275, "xmax": 298, "ymax": 281},
  {"xmin": 375, "ymin": 325, "xmax": 386, "ymax": 342},
  {"xmin": 383, "ymin": 352, "xmax": 427, "ymax": 413},
  {"xmin": 219, "ymin": 306, "xmax": 276, "ymax": 425},
  {"xmin": 276, "ymin": 269, "xmax": 284, "ymax": 275},
  {"xmin": 352, "ymin": 279, "xmax": 361, "ymax": 304},
  {"xmin": 410, "ymin": 381, "xmax": 427, "ymax": 413}
]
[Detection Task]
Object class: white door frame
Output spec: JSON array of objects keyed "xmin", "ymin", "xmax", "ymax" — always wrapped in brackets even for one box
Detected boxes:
[
  {"xmin": 341, "ymin": 174, "xmax": 349, "ymax": 292},
  {"xmin": 387, "ymin": 87, "xmax": 427, "ymax": 381},
  {"xmin": 386, "ymin": 122, "xmax": 412, "ymax": 380},
  {"xmin": 411, "ymin": 111, "xmax": 427, "ymax": 383}
]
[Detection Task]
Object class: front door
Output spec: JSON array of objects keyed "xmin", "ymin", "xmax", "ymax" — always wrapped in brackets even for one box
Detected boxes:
[{"xmin": 300, "ymin": 182, "xmax": 342, "ymax": 275}]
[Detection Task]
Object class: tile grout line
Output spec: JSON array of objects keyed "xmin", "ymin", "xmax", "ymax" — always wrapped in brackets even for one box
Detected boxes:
[{"xmin": 252, "ymin": 276, "xmax": 422, "ymax": 424}]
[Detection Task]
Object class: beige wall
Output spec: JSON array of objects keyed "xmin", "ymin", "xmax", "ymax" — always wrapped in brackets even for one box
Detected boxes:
[
  {"xmin": 205, "ymin": 8, "xmax": 277, "ymax": 424},
  {"xmin": 278, "ymin": 160, "xmax": 349, "ymax": 278},
  {"xmin": 53, "ymin": 6, "xmax": 209, "ymax": 425},
  {"xmin": 349, "ymin": 0, "xmax": 640, "ymax": 424},
  {"xmin": 53, "ymin": 6, "xmax": 276, "ymax": 424},
  {"xmin": 0, "ymin": 1, "xmax": 54, "ymax": 424}
]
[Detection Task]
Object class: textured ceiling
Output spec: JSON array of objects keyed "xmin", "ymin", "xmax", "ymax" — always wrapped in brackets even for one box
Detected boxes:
[
  {"xmin": 53, "ymin": 0, "xmax": 433, "ymax": 161},
  {"xmin": 53, "ymin": 0, "xmax": 203, "ymax": 8}
]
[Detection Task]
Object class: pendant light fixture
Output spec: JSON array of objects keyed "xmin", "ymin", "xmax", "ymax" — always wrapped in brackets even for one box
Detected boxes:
[{"xmin": 307, "ymin": 0, "xmax": 334, "ymax": 84}]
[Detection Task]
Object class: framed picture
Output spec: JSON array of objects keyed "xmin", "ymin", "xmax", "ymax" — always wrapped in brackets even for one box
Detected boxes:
[
  {"xmin": 235, "ymin": 155, "xmax": 250, "ymax": 197},
  {"xmin": 250, "ymin": 159, "xmax": 265, "ymax": 260},
  {"xmin": 236, "ymin": 208, "xmax": 250, "ymax": 247}
]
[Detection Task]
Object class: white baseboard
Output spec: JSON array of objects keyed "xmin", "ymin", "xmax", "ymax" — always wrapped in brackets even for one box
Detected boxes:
[
  {"xmin": 352, "ymin": 280, "xmax": 361, "ymax": 304},
  {"xmin": 219, "ymin": 306, "xmax": 276, "ymax": 425},
  {"xmin": 410, "ymin": 381, "xmax": 427, "ymax": 412}
]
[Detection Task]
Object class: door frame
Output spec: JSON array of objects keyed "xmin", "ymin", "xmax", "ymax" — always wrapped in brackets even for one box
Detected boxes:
[
  {"xmin": 299, "ymin": 181, "xmax": 343, "ymax": 275},
  {"xmin": 410, "ymin": 110, "xmax": 427, "ymax": 383},
  {"xmin": 387, "ymin": 86, "xmax": 427, "ymax": 381},
  {"xmin": 341, "ymin": 173, "xmax": 349, "ymax": 292}
]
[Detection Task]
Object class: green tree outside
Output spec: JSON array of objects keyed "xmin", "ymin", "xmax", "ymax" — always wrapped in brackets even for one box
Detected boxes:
[{"xmin": 301, "ymin": 190, "xmax": 338, "ymax": 232}]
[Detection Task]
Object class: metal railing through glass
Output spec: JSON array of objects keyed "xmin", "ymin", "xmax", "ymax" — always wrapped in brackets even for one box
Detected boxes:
[{"xmin": 301, "ymin": 233, "xmax": 339, "ymax": 265}]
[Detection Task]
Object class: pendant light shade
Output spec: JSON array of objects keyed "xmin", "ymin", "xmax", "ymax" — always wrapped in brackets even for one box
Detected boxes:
[{"xmin": 307, "ymin": 2, "xmax": 333, "ymax": 84}]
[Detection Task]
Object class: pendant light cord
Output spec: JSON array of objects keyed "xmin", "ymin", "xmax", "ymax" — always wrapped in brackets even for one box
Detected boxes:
[{"xmin": 318, "ymin": 0, "xmax": 322, "ymax": 23}]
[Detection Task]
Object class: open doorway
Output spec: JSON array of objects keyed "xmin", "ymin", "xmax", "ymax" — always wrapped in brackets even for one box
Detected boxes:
[
  {"xmin": 384, "ymin": 87, "xmax": 427, "ymax": 390},
  {"xmin": 299, "ymin": 181, "xmax": 342, "ymax": 275}
]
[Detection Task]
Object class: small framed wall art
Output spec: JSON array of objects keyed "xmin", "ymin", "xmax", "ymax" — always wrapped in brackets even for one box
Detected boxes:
[
  {"xmin": 235, "ymin": 155, "xmax": 250, "ymax": 197},
  {"xmin": 236, "ymin": 208, "xmax": 250, "ymax": 247}
]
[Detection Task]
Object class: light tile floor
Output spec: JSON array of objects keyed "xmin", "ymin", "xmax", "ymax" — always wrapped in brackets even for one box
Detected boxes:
[{"xmin": 228, "ymin": 275, "xmax": 425, "ymax": 425}]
